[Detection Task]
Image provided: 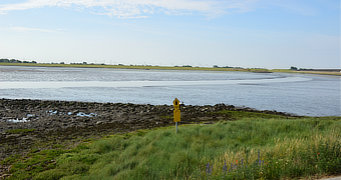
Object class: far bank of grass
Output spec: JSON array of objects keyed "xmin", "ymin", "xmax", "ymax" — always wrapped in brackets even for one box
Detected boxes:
[
  {"xmin": 2, "ymin": 62, "xmax": 340, "ymax": 76},
  {"xmin": 3, "ymin": 115, "xmax": 340, "ymax": 180},
  {"xmin": 271, "ymin": 69, "xmax": 341, "ymax": 76},
  {"xmin": 0, "ymin": 62, "xmax": 270, "ymax": 72}
]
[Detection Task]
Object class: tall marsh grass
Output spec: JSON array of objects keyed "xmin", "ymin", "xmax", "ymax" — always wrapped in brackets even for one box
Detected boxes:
[{"xmin": 31, "ymin": 118, "xmax": 341, "ymax": 180}]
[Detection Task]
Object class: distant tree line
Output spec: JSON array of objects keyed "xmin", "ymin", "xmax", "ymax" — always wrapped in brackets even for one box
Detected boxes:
[
  {"xmin": 212, "ymin": 65, "xmax": 244, "ymax": 69},
  {"xmin": 290, "ymin": 66, "xmax": 322, "ymax": 71},
  {"xmin": 290, "ymin": 66, "xmax": 298, "ymax": 70},
  {"xmin": 290, "ymin": 66, "xmax": 340, "ymax": 72},
  {"xmin": 70, "ymin": 62, "xmax": 89, "ymax": 65},
  {"xmin": 0, "ymin": 58, "xmax": 37, "ymax": 64}
]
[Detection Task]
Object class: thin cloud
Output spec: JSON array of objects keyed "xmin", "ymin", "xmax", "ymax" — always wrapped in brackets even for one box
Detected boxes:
[
  {"xmin": 266, "ymin": 0, "xmax": 317, "ymax": 16},
  {"xmin": 10, "ymin": 26, "xmax": 64, "ymax": 33},
  {"xmin": 0, "ymin": 0, "xmax": 259, "ymax": 18}
]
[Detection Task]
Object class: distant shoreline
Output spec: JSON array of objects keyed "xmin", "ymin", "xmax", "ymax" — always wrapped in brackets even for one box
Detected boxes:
[{"xmin": 0, "ymin": 62, "xmax": 340, "ymax": 76}]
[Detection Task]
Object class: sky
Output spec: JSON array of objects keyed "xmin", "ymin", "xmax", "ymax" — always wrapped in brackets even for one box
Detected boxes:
[{"xmin": 0, "ymin": 0, "xmax": 339, "ymax": 69}]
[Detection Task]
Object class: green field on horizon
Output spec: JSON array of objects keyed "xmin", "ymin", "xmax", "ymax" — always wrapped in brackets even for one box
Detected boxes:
[
  {"xmin": 1, "ymin": 62, "xmax": 340, "ymax": 76},
  {"xmin": 0, "ymin": 62, "xmax": 269, "ymax": 72}
]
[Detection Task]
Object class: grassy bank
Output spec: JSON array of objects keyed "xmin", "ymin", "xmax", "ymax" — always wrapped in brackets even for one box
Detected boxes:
[
  {"xmin": 1, "ymin": 62, "xmax": 340, "ymax": 76},
  {"xmin": 3, "ymin": 116, "xmax": 340, "ymax": 180},
  {"xmin": 0, "ymin": 62, "xmax": 268, "ymax": 72},
  {"xmin": 271, "ymin": 69, "xmax": 341, "ymax": 76},
  {"xmin": 0, "ymin": 62, "xmax": 274, "ymax": 73}
]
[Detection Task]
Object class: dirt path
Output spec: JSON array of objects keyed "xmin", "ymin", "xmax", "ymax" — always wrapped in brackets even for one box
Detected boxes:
[{"xmin": 320, "ymin": 176, "xmax": 341, "ymax": 180}]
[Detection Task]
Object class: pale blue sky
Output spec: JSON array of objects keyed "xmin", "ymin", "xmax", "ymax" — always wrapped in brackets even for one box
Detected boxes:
[{"xmin": 0, "ymin": 0, "xmax": 339, "ymax": 68}]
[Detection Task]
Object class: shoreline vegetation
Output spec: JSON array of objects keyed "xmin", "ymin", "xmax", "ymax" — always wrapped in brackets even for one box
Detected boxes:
[
  {"xmin": 0, "ymin": 99, "xmax": 340, "ymax": 179},
  {"xmin": 0, "ymin": 61, "xmax": 340, "ymax": 76}
]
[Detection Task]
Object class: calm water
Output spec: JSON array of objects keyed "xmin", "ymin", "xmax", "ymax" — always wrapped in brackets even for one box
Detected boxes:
[{"xmin": 0, "ymin": 66, "xmax": 340, "ymax": 116}]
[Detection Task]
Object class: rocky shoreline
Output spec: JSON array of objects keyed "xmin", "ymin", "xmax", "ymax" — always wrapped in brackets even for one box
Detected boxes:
[
  {"xmin": 0, "ymin": 98, "xmax": 296, "ymax": 132},
  {"xmin": 0, "ymin": 98, "xmax": 297, "ymax": 175}
]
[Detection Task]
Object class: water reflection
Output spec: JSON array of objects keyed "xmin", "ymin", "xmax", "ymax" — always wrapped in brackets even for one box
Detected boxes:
[
  {"xmin": 0, "ymin": 66, "xmax": 339, "ymax": 116},
  {"xmin": 0, "ymin": 77, "xmax": 310, "ymax": 89}
]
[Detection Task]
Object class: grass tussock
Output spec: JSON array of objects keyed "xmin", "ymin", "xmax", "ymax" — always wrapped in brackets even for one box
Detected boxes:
[{"xmin": 23, "ymin": 117, "xmax": 341, "ymax": 180}]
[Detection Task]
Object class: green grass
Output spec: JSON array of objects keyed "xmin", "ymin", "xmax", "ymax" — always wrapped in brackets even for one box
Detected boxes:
[
  {"xmin": 1, "ymin": 62, "xmax": 340, "ymax": 76},
  {"xmin": 272, "ymin": 69, "xmax": 341, "ymax": 76},
  {"xmin": 0, "ymin": 62, "xmax": 271, "ymax": 73},
  {"xmin": 1, "ymin": 149, "xmax": 66, "ymax": 180},
  {"xmin": 214, "ymin": 110, "xmax": 292, "ymax": 120},
  {"xmin": 6, "ymin": 128, "xmax": 35, "ymax": 134},
  {"xmin": 22, "ymin": 117, "xmax": 340, "ymax": 180}
]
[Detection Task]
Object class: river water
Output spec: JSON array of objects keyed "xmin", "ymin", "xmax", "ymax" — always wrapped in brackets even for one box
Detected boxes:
[{"xmin": 0, "ymin": 66, "xmax": 340, "ymax": 116}]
